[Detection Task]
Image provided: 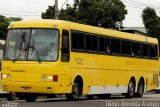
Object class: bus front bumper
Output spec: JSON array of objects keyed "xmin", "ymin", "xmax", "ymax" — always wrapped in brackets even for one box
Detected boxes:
[{"xmin": 1, "ymin": 81, "xmax": 67, "ymax": 94}]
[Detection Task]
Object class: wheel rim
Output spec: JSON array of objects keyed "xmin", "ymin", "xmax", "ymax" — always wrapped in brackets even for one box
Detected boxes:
[
  {"xmin": 129, "ymin": 81, "xmax": 134, "ymax": 96},
  {"xmin": 10, "ymin": 93, "xmax": 16, "ymax": 100},
  {"xmin": 72, "ymin": 83, "xmax": 79, "ymax": 99},
  {"xmin": 138, "ymin": 82, "xmax": 143, "ymax": 95}
]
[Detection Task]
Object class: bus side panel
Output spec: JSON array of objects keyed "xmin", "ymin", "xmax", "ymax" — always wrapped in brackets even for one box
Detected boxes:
[{"xmin": 70, "ymin": 52, "xmax": 159, "ymax": 95}]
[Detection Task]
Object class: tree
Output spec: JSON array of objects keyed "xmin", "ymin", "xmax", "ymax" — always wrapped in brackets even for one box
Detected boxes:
[
  {"xmin": 142, "ymin": 7, "xmax": 160, "ymax": 39},
  {"xmin": 0, "ymin": 15, "xmax": 9, "ymax": 39},
  {"xmin": 59, "ymin": 4, "xmax": 77, "ymax": 22},
  {"xmin": 0, "ymin": 15, "xmax": 9, "ymax": 29},
  {"xmin": 8, "ymin": 17, "xmax": 23, "ymax": 22},
  {"xmin": 41, "ymin": 5, "xmax": 55, "ymax": 19},
  {"xmin": 0, "ymin": 15, "xmax": 23, "ymax": 39},
  {"xmin": 42, "ymin": 0, "xmax": 127, "ymax": 29}
]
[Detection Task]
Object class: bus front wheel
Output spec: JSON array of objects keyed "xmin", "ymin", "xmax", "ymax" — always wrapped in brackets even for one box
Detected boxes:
[
  {"xmin": 24, "ymin": 94, "xmax": 37, "ymax": 102},
  {"xmin": 7, "ymin": 92, "xmax": 16, "ymax": 101},
  {"xmin": 66, "ymin": 82, "xmax": 80, "ymax": 100}
]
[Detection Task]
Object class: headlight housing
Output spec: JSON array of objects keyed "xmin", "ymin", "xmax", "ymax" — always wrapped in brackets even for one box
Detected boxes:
[
  {"xmin": 42, "ymin": 75, "xmax": 53, "ymax": 82},
  {"xmin": 1, "ymin": 73, "xmax": 11, "ymax": 80},
  {"xmin": 42, "ymin": 75, "xmax": 58, "ymax": 82}
]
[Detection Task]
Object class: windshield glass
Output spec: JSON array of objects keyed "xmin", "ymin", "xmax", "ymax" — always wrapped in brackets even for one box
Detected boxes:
[{"xmin": 4, "ymin": 29, "xmax": 59, "ymax": 61}]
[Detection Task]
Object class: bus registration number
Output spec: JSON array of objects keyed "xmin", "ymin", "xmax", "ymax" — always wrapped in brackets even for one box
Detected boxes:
[{"xmin": 21, "ymin": 86, "xmax": 31, "ymax": 91}]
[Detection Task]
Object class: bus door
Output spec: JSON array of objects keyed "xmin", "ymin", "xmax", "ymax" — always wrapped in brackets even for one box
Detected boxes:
[{"xmin": 60, "ymin": 30, "xmax": 71, "ymax": 90}]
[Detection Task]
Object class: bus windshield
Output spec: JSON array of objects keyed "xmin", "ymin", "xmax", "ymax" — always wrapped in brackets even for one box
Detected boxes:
[{"xmin": 4, "ymin": 29, "xmax": 59, "ymax": 61}]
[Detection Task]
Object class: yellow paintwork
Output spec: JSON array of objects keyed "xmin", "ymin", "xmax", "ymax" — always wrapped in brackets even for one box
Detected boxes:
[{"xmin": 1, "ymin": 20, "xmax": 159, "ymax": 95}]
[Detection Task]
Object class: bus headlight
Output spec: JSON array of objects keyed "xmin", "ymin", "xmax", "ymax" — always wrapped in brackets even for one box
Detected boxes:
[
  {"xmin": 48, "ymin": 76, "xmax": 53, "ymax": 81},
  {"xmin": 2, "ymin": 73, "xmax": 11, "ymax": 80},
  {"xmin": 42, "ymin": 75, "xmax": 47, "ymax": 81},
  {"xmin": 42, "ymin": 75, "xmax": 53, "ymax": 82}
]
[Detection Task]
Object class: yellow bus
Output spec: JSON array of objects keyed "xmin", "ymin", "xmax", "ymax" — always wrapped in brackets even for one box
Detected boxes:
[{"xmin": 1, "ymin": 20, "xmax": 159, "ymax": 102}]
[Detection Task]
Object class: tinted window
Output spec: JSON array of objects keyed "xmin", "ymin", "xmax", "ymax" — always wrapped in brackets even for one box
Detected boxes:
[
  {"xmin": 86, "ymin": 34, "xmax": 92, "ymax": 50},
  {"xmin": 86, "ymin": 34, "xmax": 98, "ymax": 51},
  {"xmin": 99, "ymin": 37, "xmax": 105, "ymax": 52},
  {"xmin": 99, "ymin": 37, "xmax": 110, "ymax": 53},
  {"xmin": 111, "ymin": 38, "xmax": 121, "ymax": 54},
  {"xmin": 72, "ymin": 31, "xmax": 85, "ymax": 50},
  {"xmin": 150, "ymin": 45, "xmax": 158, "ymax": 58},
  {"xmin": 72, "ymin": 32, "xmax": 78, "ymax": 49},
  {"xmin": 132, "ymin": 42, "xmax": 141, "ymax": 56},
  {"xmin": 70, "ymin": 30, "xmax": 158, "ymax": 60},
  {"xmin": 92, "ymin": 35, "xmax": 98, "ymax": 51},
  {"xmin": 122, "ymin": 40, "xmax": 131, "ymax": 55},
  {"xmin": 141, "ymin": 44, "xmax": 148, "ymax": 57}
]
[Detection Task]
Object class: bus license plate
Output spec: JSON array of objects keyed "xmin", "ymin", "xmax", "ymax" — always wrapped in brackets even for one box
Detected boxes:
[{"xmin": 22, "ymin": 86, "xmax": 31, "ymax": 91}]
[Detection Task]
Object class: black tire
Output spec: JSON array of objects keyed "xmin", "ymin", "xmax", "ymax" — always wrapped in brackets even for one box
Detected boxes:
[
  {"xmin": 125, "ymin": 79, "xmax": 135, "ymax": 98},
  {"xmin": 155, "ymin": 90, "xmax": 160, "ymax": 94},
  {"xmin": 97, "ymin": 94, "xmax": 111, "ymax": 99},
  {"xmin": 66, "ymin": 82, "xmax": 80, "ymax": 100},
  {"xmin": 86, "ymin": 95, "xmax": 94, "ymax": 99},
  {"xmin": 7, "ymin": 92, "xmax": 16, "ymax": 101},
  {"xmin": 19, "ymin": 96, "xmax": 25, "ymax": 100},
  {"xmin": 46, "ymin": 94, "xmax": 56, "ymax": 98},
  {"xmin": 24, "ymin": 94, "xmax": 37, "ymax": 102},
  {"xmin": 135, "ymin": 79, "xmax": 144, "ymax": 97}
]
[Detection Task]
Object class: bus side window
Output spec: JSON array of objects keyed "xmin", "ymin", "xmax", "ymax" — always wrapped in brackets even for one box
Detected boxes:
[{"xmin": 61, "ymin": 30, "xmax": 70, "ymax": 62}]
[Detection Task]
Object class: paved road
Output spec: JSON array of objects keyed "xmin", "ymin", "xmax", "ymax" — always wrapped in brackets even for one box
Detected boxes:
[{"xmin": 0, "ymin": 92, "xmax": 160, "ymax": 107}]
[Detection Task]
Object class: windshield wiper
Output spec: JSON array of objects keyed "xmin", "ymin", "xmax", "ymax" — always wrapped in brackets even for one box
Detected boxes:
[
  {"xmin": 13, "ymin": 31, "xmax": 28, "ymax": 62},
  {"xmin": 28, "ymin": 35, "xmax": 41, "ymax": 63},
  {"xmin": 28, "ymin": 45, "xmax": 41, "ymax": 63},
  {"xmin": 13, "ymin": 48, "xmax": 27, "ymax": 62}
]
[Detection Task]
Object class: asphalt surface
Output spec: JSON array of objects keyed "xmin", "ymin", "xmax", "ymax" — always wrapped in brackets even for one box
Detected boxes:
[{"xmin": 0, "ymin": 92, "xmax": 160, "ymax": 107}]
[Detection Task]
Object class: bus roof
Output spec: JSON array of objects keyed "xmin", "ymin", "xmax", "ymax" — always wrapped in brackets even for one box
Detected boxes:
[{"xmin": 8, "ymin": 20, "xmax": 158, "ymax": 44}]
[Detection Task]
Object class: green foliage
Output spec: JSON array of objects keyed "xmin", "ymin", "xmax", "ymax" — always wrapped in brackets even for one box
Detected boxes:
[
  {"xmin": 142, "ymin": 7, "xmax": 160, "ymax": 39},
  {"xmin": 0, "ymin": 15, "xmax": 9, "ymax": 29},
  {"xmin": 59, "ymin": 4, "xmax": 77, "ymax": 22},
  {"xmin": 0, "ymin": 15, "xmax": 9, "ymax": 39},
  {"xmin": 41, "ymin": 6, "xmax": 55, "ymax": 19},
  {"xmin": 42, "ymin": 0, "xmax": 127, "ymax": 29},
  {"xmin": 0, "ymin": 15, "xmax": 23, "ymax": 39},
  {"xmin": 8, "ymin": 17, "xmax": 23, "ymax": 22},
  {"xmin": 0, "ymin": 15, "xmax": 23, "ymax": 29}
]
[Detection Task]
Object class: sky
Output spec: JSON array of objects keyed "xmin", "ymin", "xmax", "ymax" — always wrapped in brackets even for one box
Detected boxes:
[{"xmin": 0, "ymin": 0, "xmax": 160, "ymax": 27}]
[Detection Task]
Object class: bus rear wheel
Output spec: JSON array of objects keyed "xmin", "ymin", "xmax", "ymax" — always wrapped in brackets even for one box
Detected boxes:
[
  {"xmin": 125, "ymin": 79, "xmax": 135, "ymax": 98},
  {"xmin": 66, "ymin": 82, "xmax": 80, "ymax": 100},
  {"xmin": 135, "ymin": 79, "xmax": 144, "ymax": 97}
]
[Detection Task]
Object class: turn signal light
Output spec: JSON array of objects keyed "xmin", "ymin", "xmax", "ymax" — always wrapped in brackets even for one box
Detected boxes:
[{"xmin": 53, "ymin": 75, "xmax": 58, "ymax": 82}]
